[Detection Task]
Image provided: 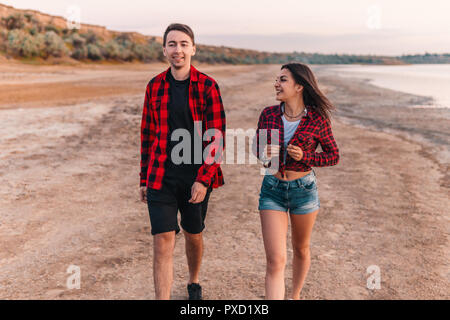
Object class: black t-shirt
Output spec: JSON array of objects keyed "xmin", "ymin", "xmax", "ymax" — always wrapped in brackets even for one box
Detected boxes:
[{"xmin": 165, "ymin": 70, "xmax": 202, "ymax": 178}]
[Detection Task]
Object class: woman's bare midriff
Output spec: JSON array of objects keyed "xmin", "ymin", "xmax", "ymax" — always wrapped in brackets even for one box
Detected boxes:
[{"xmin": 274, "ymin": 170, "xmax": 312, "ymax": 181}]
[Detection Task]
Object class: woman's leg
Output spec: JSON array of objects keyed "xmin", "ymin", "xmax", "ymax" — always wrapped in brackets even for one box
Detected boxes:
[
  {"xmin": 290, "ymin": 209, "xmax": 318, "ymax": 299},
  {"xmin": 259, "ymin": 210, "xmax": 289, "ymax": 300}
]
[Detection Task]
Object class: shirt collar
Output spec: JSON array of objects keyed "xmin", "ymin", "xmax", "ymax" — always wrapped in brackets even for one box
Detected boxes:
[{"xmin": 162, "ymin": 64, "xmax": 199, "ymax": 82}]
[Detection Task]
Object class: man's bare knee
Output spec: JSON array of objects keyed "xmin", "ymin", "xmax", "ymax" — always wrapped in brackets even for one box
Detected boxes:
[
  {"xmin": 154, "ymin": 231, "xmax": 175, "ymax": 257},
  {"xmin": 183, "ymin": 230, "xmax": 203, "ymax": 243}
]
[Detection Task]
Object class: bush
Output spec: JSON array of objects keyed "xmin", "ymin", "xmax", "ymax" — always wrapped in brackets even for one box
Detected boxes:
[
  {"xmin": 0, "ymin": 29, "xmax": 6, "ymax": 51},
  {"xmin": 132, "ymin": 43, "xmax": 158, "ymax": 62},
  {"xmin": 65, "ymin": 33, "xmax": 85, "ymax": 48},
  {"xmin": 103, "ymin": 40, "xmax": 121, "ymax": 59},
  {"xmin": 118, "ymin": 46, "xmax": 133, "ymax": 61},
  {"xmin": 102, "ymin": 39, "xmax": 134, "ymax": 61},
  {"xmin": 2, "ymin": 14, "xmax": 25, "ymax": 30},
  {"xmin": 21, "ymin": 35, "xmax": 40, "ymax": 57},
  {"xmin": 81, "ymin": 32, "xmax": 100, "ymax": 45},
  {"xmin": 7, "ymin": 29, "xmax": 27, "ymax": 56},
  {"xmin": 6, "ymin": 29, "xmax": 44, "ymax": 58},
  {"xmin": 28, "ymin": 27, "xmax": 37, "ymax": 36},
  {"xmin": 111, "ymin": 34, "xmax": 136, "ymax": 60},
  {"xmin": 43, "ymin": 31, "xmax": 68, "ymax": 57},
  {"xmin": 4, "ymin": 23, "xmax": 181, "ymax": 63},
  {"xmin": 114, "ymin": 33, "xmax": 131, "ymax": 46},
  {"xmin": 45, "ymin": 25, "xmax": 60, "ymax": 35},
  {"xmin": 24, "ymin": 13, "xmax": 33, "ymax": 22},
  {"xmin": 87, "ymin": 44, "xmax": 103, "ymax": 60},
  {"xmin": 71, "ymin": 46, "xmax": 88, "ymax": 60},
  {"xmin": 148, "ymin": 40, "xmax": 164, "ymax": 61},
  {"xmin": 33, "ymin": 34, "xmax": 46, "ymax": 57}
]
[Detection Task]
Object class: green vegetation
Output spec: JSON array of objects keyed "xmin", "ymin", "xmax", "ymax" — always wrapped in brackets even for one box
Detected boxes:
[
  {"xmin": 192, "ymin": 48, "xmax": 393, "ymax": 65},
  {"xmin": 4, "ymin": 29, "xmax": 67, "ymax": 58},
  {"xmin": 2, "ymin": 13, "xmax": 25, "ymax": 30},
  {"xmin": 0, "ymin": 12, "xmax": 449, "ymax": 65},
  {"xmin": 0, "ymin": 13, "xmax": 165, "ymax": 62},
  {"xmin": 398, "ymin": 53, "xmax": 450, "ymax": 64}
]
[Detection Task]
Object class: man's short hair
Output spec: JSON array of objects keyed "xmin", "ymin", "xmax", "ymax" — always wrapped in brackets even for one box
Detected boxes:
[{"xmin": 163, "ymin": 23, "xmax": 195, "ymax": 46}]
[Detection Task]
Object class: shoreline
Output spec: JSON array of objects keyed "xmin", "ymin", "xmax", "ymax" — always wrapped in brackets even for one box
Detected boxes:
[
  {"xmin": 316, "ymin": 64, "xmax": 450, "ymax": 109},
  {"xmin": 313, "ymin": 65, "xmax": 450, "ymax": 171}
]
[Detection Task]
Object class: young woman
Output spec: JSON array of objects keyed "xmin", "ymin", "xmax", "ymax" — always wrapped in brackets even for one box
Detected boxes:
[{"xmin": 254, "ymin": 63, "xmax": 340, "ymax": 300}]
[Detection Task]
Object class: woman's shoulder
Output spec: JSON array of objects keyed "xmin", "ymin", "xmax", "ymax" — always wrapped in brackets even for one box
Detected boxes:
[
  {"xmin": 306, "ymin": 106, "xmax": 326, "ymax": 120},
  {"xmin": 306, "ymin": 107, "xmax": 333, "ymax": 131},
  {"xmin": 260, "ymin": 104, "xmax": 280, "ymax": 118}
]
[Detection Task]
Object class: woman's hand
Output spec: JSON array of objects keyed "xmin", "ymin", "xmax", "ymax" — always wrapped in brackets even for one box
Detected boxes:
[{"xmin": 287, "ymin": 144, "xmax": 304, "ymax": 161}]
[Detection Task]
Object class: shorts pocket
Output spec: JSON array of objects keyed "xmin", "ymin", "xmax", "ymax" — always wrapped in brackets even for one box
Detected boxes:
[
  {"xmin": 261, "ymin": 175, "xmax": 277, "ymax": 191},
  {"xmin": 301, "ymin": 175, "xmax": 317, "ymax": 191}
]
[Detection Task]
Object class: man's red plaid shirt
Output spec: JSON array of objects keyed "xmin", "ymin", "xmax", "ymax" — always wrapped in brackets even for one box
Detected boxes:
[{"xmin": 140, "ymin": 65, "xmax": 226, "ymax": 190}]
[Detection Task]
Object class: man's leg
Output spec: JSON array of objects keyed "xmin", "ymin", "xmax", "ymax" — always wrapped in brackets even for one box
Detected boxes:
[
  {"xmin": 153, "ymin": 231, "xmax": 176, "ymax": 300},
  {"xmin": 147, "ymin": 177, "xmax": 180, "ymax": 299},
  {"xmin": 183, "ymin": 231, "xmax": 203, "ymax": 284},
  {"xmin": 180, "ymin": 185, "xmax": 212, "ymax": 299}
]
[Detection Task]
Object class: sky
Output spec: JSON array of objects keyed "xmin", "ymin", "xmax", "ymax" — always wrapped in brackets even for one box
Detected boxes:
[{"xmin": 3, "ymin": 0, "xmax": 450, "ymax": 55}]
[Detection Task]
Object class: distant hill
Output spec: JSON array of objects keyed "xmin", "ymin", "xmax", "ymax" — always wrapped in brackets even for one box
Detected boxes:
[{"xmin": 1, "ymin": 3, "xmax": 449, "ymax": 65}]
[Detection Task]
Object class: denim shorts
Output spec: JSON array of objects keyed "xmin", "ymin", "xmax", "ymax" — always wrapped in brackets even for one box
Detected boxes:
[{"xmin": 258, "ymin": 169, "xmax": 320, "ymax": 215}]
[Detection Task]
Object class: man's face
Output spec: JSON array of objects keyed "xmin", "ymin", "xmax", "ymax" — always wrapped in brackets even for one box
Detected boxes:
[{"xmin": 163, "ymin": 30, "xmax": 196, "ymax": 69}]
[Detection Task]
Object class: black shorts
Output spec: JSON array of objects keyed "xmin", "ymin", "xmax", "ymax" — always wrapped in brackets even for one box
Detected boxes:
[{"xmin": 146, "ymin": 174, "xmax": 213, "ymax": 236}]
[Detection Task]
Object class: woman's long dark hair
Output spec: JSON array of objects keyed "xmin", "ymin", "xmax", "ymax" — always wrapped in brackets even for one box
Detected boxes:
[{"xmin": 281, "ymin": 63, "xmax": 336, "ymax": 124}]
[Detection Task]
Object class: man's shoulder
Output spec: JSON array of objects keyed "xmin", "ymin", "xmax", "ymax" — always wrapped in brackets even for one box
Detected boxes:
[
  {"xmin": 147, "ymin": 70, "xmax": 166, "ymax": 86},
  {"xmin": 146, "ymin": 67, "xmax": 219, "ymax": 90},
  {"xmin": 196, "ymin": 70, "xmax": 218, "ymax": 88}
]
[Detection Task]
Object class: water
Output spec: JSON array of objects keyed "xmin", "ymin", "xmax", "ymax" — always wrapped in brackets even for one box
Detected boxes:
[{"xmin": 326, "ymin": 64, "xmax": 450, "ymax": 109}]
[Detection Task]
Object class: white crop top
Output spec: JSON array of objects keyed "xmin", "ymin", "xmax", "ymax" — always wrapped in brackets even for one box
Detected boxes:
[{"xmin": 281, "ymin": 105, "xmax": 307, "ymax": 163}]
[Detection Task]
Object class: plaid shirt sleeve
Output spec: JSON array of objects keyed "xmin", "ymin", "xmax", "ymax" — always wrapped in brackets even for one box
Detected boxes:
[
  {"xmin": 252, "ymin": 109, "xmax": 270, "ymax": 165},
  {"xmin": 300, "ymin": 118, "xmax": 339, "ymax": 167},
  {"xmin": 140, "ymin": 82, "xmax": 157, "ymax": 187},
  {"xmin": 252, "ymin": 111, "xmax": 264, "ymax": 160},
  {"xmin": 195, "ymin": 81, "xmax": 226, "ymax": 187},
  {"xmin": 253, "ymin": 107, "xmax": 283, "ymax": 168}
]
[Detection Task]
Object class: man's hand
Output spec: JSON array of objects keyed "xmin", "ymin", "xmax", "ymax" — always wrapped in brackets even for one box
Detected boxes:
[
  {"xmin": 140, "ymin": 186, "xmax": 147, "ymax": 203},
  {"xmin": 287, "ymin": 144, "xmax": 304, "ymax": 161},
  {"xmin": 189, "ymin": 182, "xmax": 208, "ymax": 204}
]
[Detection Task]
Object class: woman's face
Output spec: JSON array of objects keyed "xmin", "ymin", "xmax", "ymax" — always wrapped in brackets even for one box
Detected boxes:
[{"xmin": 274, "ymin": 68, "xmax": 303, "ymax": 101}]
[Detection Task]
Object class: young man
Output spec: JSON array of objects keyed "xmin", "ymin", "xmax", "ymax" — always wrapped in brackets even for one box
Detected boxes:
[{"xmin": 139, "ymin": 23, "xmax": 226, "ymax": 300}]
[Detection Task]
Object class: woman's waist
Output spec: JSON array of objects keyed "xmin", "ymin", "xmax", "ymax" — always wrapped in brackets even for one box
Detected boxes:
[{"xmin": 274, "ymin": 169, "xmax": 312, "ymax": 181}]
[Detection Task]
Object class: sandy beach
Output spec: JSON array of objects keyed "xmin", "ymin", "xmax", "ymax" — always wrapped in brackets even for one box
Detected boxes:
[{"xmin": 0, "ymin": 61, "xmax": 448, "ymax": 299}]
